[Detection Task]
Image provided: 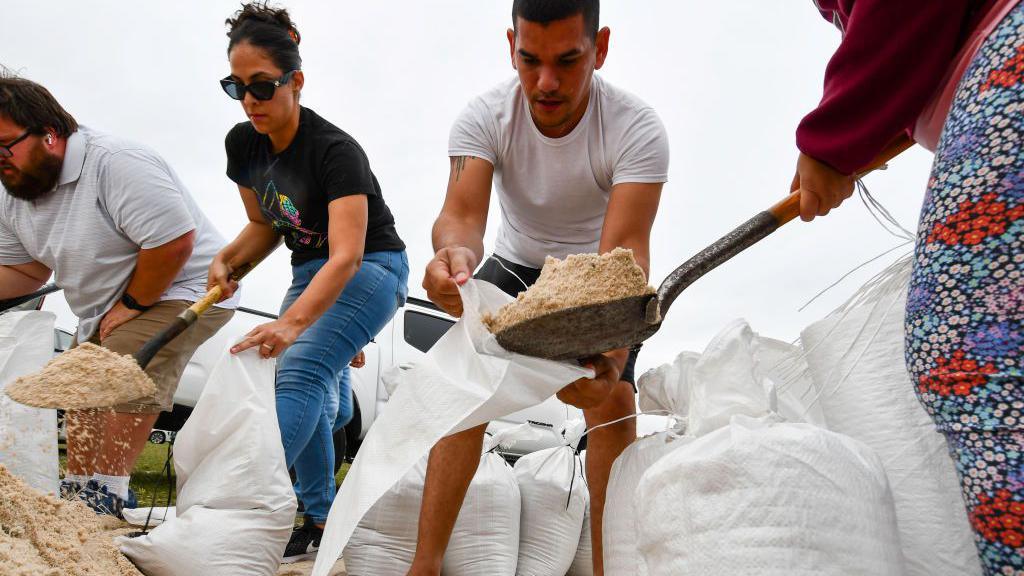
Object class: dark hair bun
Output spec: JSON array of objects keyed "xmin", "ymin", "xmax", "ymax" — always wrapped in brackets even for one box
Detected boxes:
[
  {"xmin": 226, "ymin": 1, "xmax": 303, "ymax": 72},
  {"xmin": 226, "ymin": 2, "xmax": 301, "ymax": 45}
]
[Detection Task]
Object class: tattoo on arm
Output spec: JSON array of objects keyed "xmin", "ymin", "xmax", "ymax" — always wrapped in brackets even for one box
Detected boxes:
[{"xmin": 452, "ymin": 156, "xmax": 478, "ymax": 182}]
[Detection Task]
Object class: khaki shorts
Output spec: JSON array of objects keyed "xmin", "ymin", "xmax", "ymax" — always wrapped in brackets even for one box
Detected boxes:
[{"xmin": 78, "ymin": 300, "xmax": 233, "ymax": 413}]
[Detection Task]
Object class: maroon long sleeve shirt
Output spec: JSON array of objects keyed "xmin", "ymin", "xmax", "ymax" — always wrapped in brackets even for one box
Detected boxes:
[{"xmin": 797, "ymin": 0, "xmax": 996, "ymax": 174}]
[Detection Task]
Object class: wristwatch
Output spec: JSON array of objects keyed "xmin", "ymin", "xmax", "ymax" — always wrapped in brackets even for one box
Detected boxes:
[{"xmin": 121, "ymin": 292, "xmax": 154, "ymax": 312}]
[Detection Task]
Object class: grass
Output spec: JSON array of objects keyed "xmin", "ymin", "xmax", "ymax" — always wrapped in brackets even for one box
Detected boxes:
[{"xmin": 60, "ymin": 441, "xmax": 353, "ymax": 510}]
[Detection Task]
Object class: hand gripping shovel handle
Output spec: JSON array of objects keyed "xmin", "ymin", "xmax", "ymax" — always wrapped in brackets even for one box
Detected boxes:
[
  {"xmin": 0, "ymin": 284, "xmax": 62, "ymax": 313},
  {"xmin": 647, "ymin": 134, "xmax": 916, "ymax": 324},
  {"xmin": 133, "ymin": 261, "xmax": 258, "ymax": 369}
]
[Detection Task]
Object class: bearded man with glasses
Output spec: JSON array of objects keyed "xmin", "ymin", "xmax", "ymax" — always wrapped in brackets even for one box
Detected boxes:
[{"xmin": 0, "ymin": 73, "xmax": 236, "ymax": 518}]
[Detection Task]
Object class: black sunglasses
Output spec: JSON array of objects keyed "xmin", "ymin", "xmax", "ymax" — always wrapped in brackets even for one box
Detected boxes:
[
  {"xmin": 220, "ymin": 71, "xmax": 297, "ymax": 101},
  {"xmin": 0, "ymin": 130, "xmax": 32, "ymax": 159}
]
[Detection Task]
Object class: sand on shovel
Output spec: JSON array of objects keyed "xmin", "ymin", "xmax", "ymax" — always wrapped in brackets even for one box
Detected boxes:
[
  {"xmin": 483, "ymin": 247, "xmax": 655, "ymax": 334},
  {"xmin": 0, "ymin": 465, "xmax": 142, "ymax": 576},
  {"xmin": 5, "ymin": 343, "xmax": 155, "ymax": 410}
]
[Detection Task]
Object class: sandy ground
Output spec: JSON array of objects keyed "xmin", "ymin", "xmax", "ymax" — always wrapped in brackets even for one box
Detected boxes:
[{"xmin": 277, "ymin": 558, "xmax": 347, "ymax": 576}]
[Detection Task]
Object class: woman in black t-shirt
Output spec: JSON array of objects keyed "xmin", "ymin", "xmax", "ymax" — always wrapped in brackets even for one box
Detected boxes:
[{"xmin": 207, "ymin": 4, "xmax": 408, "ymax": 561}]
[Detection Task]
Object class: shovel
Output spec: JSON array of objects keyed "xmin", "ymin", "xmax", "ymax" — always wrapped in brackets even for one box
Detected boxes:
[
  {"xmin": 0, "ymin": 284, "xmax": 62, "ymax": 313},
  {"xmin": 5, "ymin": 261, "xmax": 259, "ymax": 410},
  {"xmin": 494, "ymin": 136, "xmax": 915, "ymax": 361}
]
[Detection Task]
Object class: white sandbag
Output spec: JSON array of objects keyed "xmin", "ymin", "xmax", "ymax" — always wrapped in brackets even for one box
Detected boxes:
[
  {"xmin": 604, "ymin": 362, "xmax": 691, "ymax": 576},
  {"xmin": 638, "ymin": 415, "xmax": 904, "ymax": 576},
  {"xmin": 603, "ymin": 433, "xmax": 683, "ymax": 576},
  {"xmin": 514, "ymin": 445, "xmax": 587, "ymax": 576},
  {"xmin": 567, "ymin": 450, "xmax": 592, "ymax": 576},
  {"xmin": 120, "ymin": 345, "xmax": 297, "ymax": 576},
  {"xmin": 801, "ymin": 256, "xmax": 980, "ymax": 576},
  {"xmin": 122, "ymin": 506, "xmax": 176, "ymax": 527},
  {"xmin": 0, "ymin": 311, "xmax": 58, "ymax": 494},
  {"xmin": 634, "ymin": 321, "xmax": 904, "ymax": 575},
  {"xmin": 444, "ymin": 451, "xmax": 520, "ymax": 575},
  {"xmin": 344, "ymin": 450, "xmax": 520, "ymax": 576},
  {"xmin": 314, "ymin": 280, "xmax": 590, "ymax": 576},
  {"xmin": 343, "ymin": 460, "xmax": 424, "ymax": 576},
  {"xmin": 567, "ymin": 496, "xmax": 593, "ymax": 576}
]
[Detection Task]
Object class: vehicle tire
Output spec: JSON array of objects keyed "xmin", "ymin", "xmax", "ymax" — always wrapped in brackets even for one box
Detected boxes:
[
  {"xmin": 149, "ymin": 430, "xmax": 166, "ymax": 445},
  {"xmin": 344, "ymin": 396, "xmax": 363, "ymax": 460}
]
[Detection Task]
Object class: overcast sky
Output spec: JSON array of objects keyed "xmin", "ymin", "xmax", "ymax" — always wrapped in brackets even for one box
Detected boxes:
[{"xmin": 5, "ymin": 1, "xmax": 935, "ymax": 376}]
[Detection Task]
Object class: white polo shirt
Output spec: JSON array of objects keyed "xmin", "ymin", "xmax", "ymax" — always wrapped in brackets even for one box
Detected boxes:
[
  {"xmin": 449, "ymin": 74, "xmax": 670, "ymax": 268},
  {"xmin": 0, "ymin": 127, "xmax": 236, "ymax": 340}
]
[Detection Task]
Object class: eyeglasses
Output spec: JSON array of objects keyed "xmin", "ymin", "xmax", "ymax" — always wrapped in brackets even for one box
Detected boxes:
[
  {"xmin": 220, "ymin": 71, "xmax": 296, "ymax": 101},
  {"xmin": 0, "ymin": 130, "xmax": 32, "ymax": 159}
]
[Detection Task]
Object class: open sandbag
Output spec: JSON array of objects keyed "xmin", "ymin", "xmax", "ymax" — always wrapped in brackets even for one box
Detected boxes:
[
  {"xmin": 119, "ymin": 345, "xmax": 296, "ymax": 576},
  {"xmin": 635, "ymin": 320, "xmax": 905, "ymax": 576},
  {"xmin": 801, "ymin": 255, "xmax": 980, "ymax": 576},
  {"xmin": 514, "ymin": 444, "xmax": 587, "ymax": 576},
  {"xmin": 313, "ymin": 280, "xmax": 590, "ymax": 576},
  {"xmin": 0, "ymin": 311, "xmax": 58, "ymax": 494}
]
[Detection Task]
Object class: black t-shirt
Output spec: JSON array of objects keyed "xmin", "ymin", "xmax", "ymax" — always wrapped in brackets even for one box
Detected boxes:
[{"xmin": 225, "ymin": 107, "xmax": 405, "ymax": 264}]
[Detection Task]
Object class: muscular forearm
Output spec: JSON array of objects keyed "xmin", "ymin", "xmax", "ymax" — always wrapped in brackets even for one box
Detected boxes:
[
  {"xmin": 217, "ymin": 221, "xmax": 281, "ymax": 271},
  {"xmin": 126, "ymin": 231, "xmax": 195, "ymax": 304},
  {"xmin": 280, "ymin": 255, "xmax": 360, "ymax": 329},
  {"xmin": 0, "ymin": 263, "xmax": 51, "ymax": 299},
  {"xmin": 432, "ymin": 213, "xmax": 485, "ymax": 264}
]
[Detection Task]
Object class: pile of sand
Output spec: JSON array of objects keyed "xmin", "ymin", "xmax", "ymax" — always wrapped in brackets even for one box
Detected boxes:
[
  {"xmin": 0, "ymin": 465, "xmax": 141, "ymax": 575},
  {"xmin": 5, "ymin": 343, "xmax": 155, "ymax": 409},
  {"xmin": 483, "ymin": 247, "xmax": 654, "ymax": 334}
]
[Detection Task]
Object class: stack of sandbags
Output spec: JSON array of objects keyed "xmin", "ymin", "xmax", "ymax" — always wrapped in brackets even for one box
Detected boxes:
[
  {"xmin": 801, "ymin": 256, "xmax": 980, "ymax": 575},
  {"xmin": 635, "ymin": 320, "xmax": 905, "ymax": 576},
  {"xmin": 344, "ymin": 450, "xmax": 520, "ymax": 576},
  {"xmin": 514, "ymin": 444, "xmax": 587, "ymax": 576}
]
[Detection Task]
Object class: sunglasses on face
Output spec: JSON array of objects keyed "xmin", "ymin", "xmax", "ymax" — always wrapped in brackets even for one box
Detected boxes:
[
  {"xmin": 0, "ymin": 130, "xmax": 32, "ymax": 159},
  {"xmin": 220, "ymin": 71, "xmax": 297, "ymax": 101}
]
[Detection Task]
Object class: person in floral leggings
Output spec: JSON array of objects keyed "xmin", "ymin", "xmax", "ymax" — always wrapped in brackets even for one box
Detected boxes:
[
  {"xmin": 908, "ymin": 10, "xmax": 1024, "ymax": 571},
  {"xmin": 793, "ymin": 2, "xmax": 1024, "ymax": 573}
]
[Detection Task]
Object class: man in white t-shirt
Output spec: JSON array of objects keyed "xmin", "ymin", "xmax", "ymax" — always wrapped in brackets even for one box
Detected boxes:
[
  {"xmin": 0, "ymin": 75, "xmax": 235, "ymax": 517},
  {"xmin": 416, "ymin": 1, "xmax": 668, "ymax": 573}
]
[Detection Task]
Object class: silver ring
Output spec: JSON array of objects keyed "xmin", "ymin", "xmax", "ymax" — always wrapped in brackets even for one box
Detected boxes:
[{"xmin": 261, "ymin": 343, "xmax": 274, "ymax": 350}]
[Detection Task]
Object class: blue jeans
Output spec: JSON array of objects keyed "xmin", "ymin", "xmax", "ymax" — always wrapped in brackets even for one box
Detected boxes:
[{"xmin": 277, "ymin": 250, "xmax": 408, "ymax": 524}]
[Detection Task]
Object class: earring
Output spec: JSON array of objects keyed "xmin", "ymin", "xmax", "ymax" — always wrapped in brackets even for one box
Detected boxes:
[{"xmin": 46, "ymin": 135, "xmax": 54, "ymax": 145}]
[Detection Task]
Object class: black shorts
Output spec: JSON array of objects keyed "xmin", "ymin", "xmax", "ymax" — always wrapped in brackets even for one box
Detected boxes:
[{"xmin": 475, "ymin": 255, "xmax": 640, "ymax": 386}]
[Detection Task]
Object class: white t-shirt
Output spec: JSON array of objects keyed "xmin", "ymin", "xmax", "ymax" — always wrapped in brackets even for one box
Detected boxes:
[
  {"xmin": 448, "ymin": 74, "xmax": 670, "ymax": 268},
  {"xmin": 0, "ymin": 128, "xmax": 237, "ymax": 341}
]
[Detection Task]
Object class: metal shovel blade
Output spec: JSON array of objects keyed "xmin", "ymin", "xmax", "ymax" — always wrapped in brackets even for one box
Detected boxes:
[
  {"xmin": 492, "ymin": 135, "xmax": 915, "ymax": 361},
  {"xmin": 495, "ymin": 293, "xmax": 661, "ymax": 361}
]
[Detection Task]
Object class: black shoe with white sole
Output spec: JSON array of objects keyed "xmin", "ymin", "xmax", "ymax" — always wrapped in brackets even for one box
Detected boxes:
[{"xmin": 282, "ymin": 516, "xmax": 323, "ymax": 564}]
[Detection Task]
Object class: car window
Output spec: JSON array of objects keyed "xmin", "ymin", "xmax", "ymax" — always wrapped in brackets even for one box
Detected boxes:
[{"xmin": 404, "ymin": 310, "xmax": 454, "ymax": 353}]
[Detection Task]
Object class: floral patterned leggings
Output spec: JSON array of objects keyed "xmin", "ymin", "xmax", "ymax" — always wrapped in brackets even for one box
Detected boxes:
[{"xmin": 906, "ymin": 6, "xmax": 1024, "ymax": 574}]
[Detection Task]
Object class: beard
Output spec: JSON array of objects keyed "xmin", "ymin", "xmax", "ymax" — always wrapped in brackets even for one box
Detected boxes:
[{"xmin": 0, "ymin": 145, "xmax": 63, "ymax": 201}]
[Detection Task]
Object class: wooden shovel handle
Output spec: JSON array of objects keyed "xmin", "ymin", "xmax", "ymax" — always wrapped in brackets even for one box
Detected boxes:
[{"xmin": 769, "ymin": 134, "xmax": 916, "ymax": 224}]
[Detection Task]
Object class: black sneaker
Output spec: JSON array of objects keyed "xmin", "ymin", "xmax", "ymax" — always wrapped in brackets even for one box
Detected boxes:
[
  {"xmin": 77, "ymin": 480, "xmax": 129, "ymax": 519},
  {"xmin": 282, "ymin": 516, "xmax": 323, "ymax": 564},
  {"xmin": 59, "ymin": 479, "xmax": 84, "ymax": 501}
]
